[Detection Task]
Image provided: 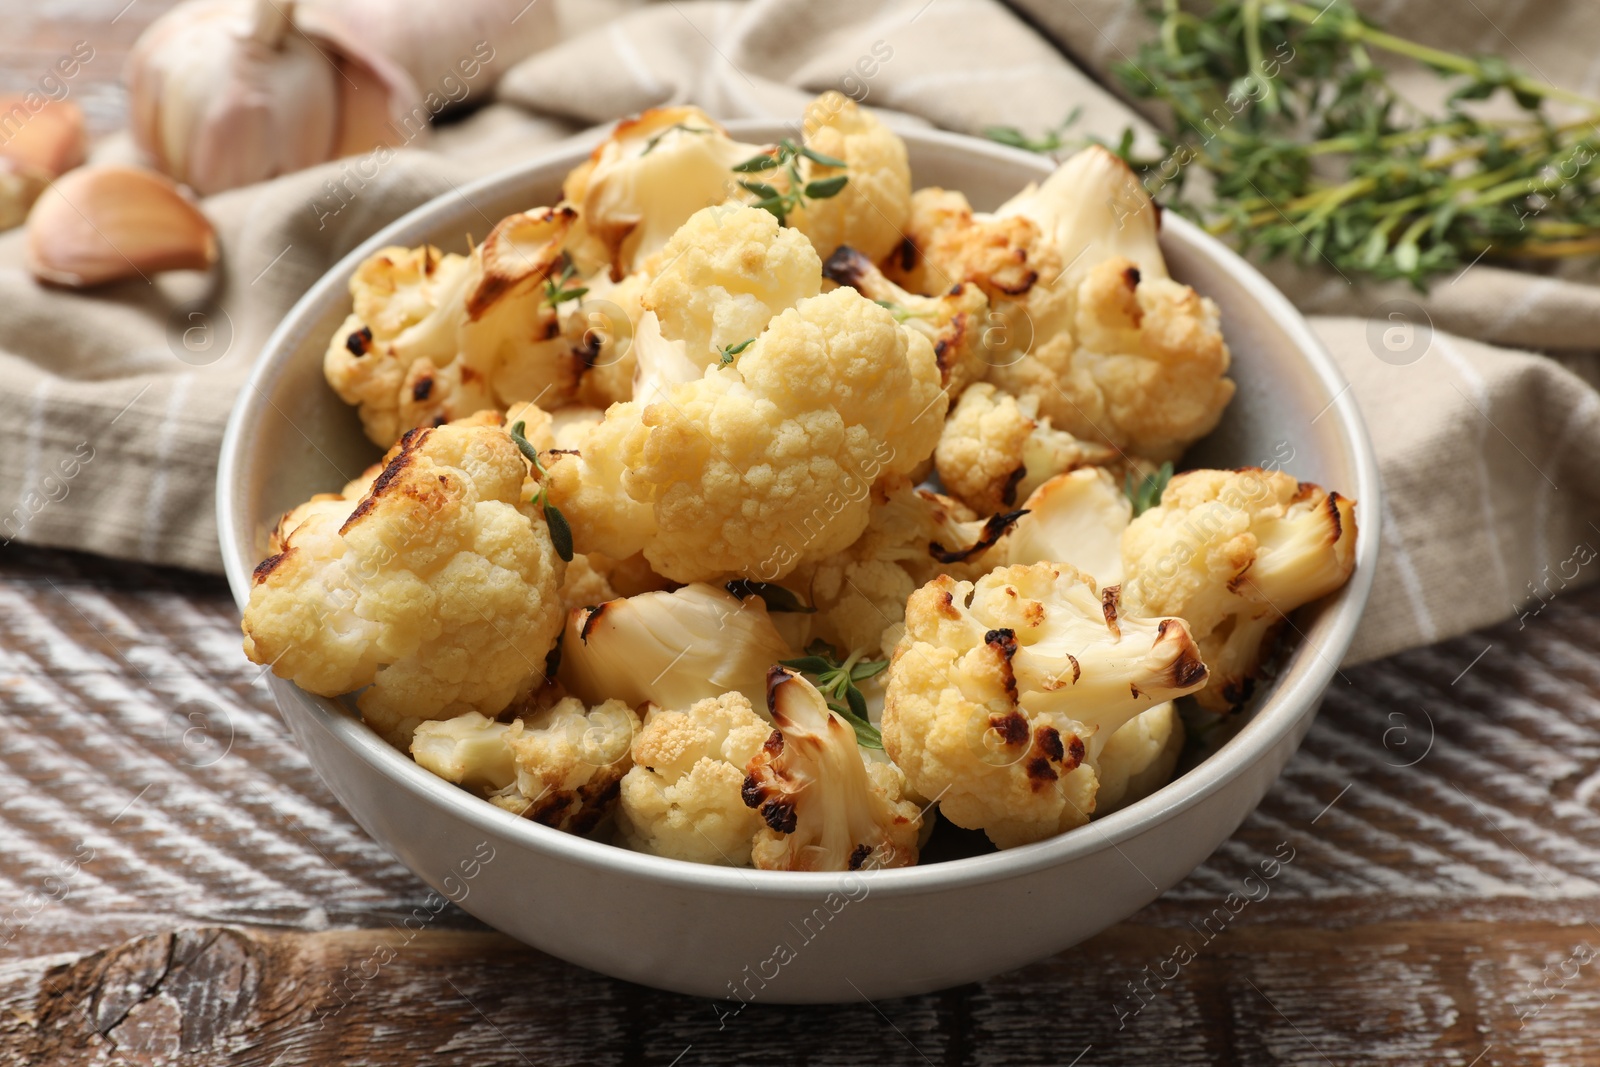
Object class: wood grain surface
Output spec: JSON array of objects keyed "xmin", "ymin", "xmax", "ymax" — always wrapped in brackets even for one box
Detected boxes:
[
  {"xmin": 6, "ymin": 1, "xmax": 1600, "ymax": 1063},
  {"xmin": 5, "ymin": 542, "xmax": 1600, "ymax": 1066}
]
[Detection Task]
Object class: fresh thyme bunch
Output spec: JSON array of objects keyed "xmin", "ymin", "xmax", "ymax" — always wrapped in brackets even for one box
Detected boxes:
[{"xmin": 995, "ymin": 0, "xmax": 1600, "ymax": 288}]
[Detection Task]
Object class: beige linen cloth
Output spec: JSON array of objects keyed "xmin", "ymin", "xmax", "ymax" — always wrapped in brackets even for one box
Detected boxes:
[{"xmin": 1, "ymin": 0, "xmax": 1596, "ymax": 665}]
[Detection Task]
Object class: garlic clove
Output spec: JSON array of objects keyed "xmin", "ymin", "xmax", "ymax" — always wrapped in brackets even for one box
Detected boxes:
[
  {"xmin": 0, "ymin": 158, "xmax": 51, "ymax": 232},
  {"xmin": 26, "ymin": 165, "xmax": 219, "ymax": 287},
  {"xmin": 0, "ymin": 96, "xmax": 87, "ymax": 178}
]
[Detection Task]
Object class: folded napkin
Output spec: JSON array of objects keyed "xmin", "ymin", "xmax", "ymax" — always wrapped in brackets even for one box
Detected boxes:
[{"xmin": 1, "ymin": 0, "xmax": 1594, "ymax": 665}]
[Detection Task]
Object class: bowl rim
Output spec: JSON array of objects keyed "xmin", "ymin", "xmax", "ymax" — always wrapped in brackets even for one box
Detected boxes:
[{"xmin": 219, "ymin": 121, "xmax": 1381, "ymax": 899}]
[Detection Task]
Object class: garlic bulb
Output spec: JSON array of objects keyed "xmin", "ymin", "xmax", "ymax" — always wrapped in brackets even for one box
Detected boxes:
[
  {"xmin": 304, "ymin": 0, "xmax": 557, "ymax": 108},
  {"xmin": 126, "ymin": 0, "xmax": 421, "ymax": 195},
  {"xmin": 27, "ymin": 166, "xmax": 218, "ymax": 288}
]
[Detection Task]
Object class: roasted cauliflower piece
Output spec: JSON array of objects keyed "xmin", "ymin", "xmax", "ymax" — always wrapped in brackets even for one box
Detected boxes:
[
  {"xmin": 789, "ymin": 476, "xmax": 1027, "ymax": 658},
  {"xmin": 546, "ymin": 206, "xmax": 946, "ymax": 583},
  {"xmin": 559, "ymin": 583, "xmax": 794, "ymax": 714},
  {"xmin": 324, "ymin": 208, "xmax": 586, "ymax": 447},
  {"xmin": 1121, "ymin": 468, "xmax": 1358, "ymax": 712},
  {"xmin": 1013, "ymin": 254, "xmax": 1234, "ymax": 461},
  {"xmin": 882, "ymin": 563, "xmax": 1208, "ymax": 849},
  {"xmin": 241, "ymin": 412, "xmax": 567, "ymax": 747},
  {"xmin": 743, "ymin": 667, "xmax": 921, "ymax": 871},
  {"xmin": 889, "ymin": 147, "xmax": 1234, "ymax": 460},
  {"xmin": 410, "ymin": 710, "xmax": 518, "ymax": 792},
  {"xmin": 997, "ymin": 467, "xmax": 1132, "ymax": 587},
  {"xmin": 557, "ymin": 550, "xmax": 670, "ymax": 616},
  {"xmin": 322, "ymin": 244, "xmax": 477, "ymax": 447},
  {"xmin": 885, "ymin": 186, "xmax": 1044, "ymax": 300},
  {"xmin": 640, "ymin": 200, "xmax": 821, "ymax": 374},
  {"xmin": 785, "ymin": 92, "xmax": 912, "ymax": 264},
  {"xmin": 1092, "ymin": 702, "xmax": 1184, "ymax": 816},
  {"xmin": 616, "ymin": 692, "xmax": 774, "ymax": 865},
  {"xmin": 562, "ymin": 106, "xmax": 765, "ymax": 280},
  {"xmin": 934, "ymin": 382, "xmax": 1121, "ymax": 516},
  {"xmin": 410, "ymin": 697, "xmax": 639, "ymax": 833},
  {"xmin": 822, "ymin": 245, "xmax": 990, "ymax": 398}
]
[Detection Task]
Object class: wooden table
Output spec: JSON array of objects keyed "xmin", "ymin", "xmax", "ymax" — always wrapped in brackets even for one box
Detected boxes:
[
  {"xmin": 6, "ymin": 543, "xmax": 1599, "ymax": 1066},
  {"xmin": 6, "ymin": 3, "xmax": 1600, "ymax": 1064}
]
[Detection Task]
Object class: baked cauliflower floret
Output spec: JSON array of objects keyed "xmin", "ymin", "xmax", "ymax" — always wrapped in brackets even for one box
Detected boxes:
[
  {"xmin": 743, "ymin": 667, "xmax": 921, "ymax": 871},
  {"xmin": 997, "ymin": 467, "xmax": 1131, "ymax": 587},
  {"xmin": 935, "ymin": 382, "xmax": 1120, "ymax": 516},
  {"xmin": 496, "ymin": 697, "xmax": 639, "ymax": 831},
  {"xmin": 789, "ymin": 476, "xmax": 1026, "ymax": 657},
  {"xmin": 241, "ymin": 413, "xmax": 567, "ymax": 747},
  {"xmin": 560, "ymin": 583, "xmax": 794, "ymax": 713},
  {"xmin": 617, "ymin": 692, "xmax": 773, "ymax": 865},
  {"xmin": 323, "ymin": 245, "xmax": 479, "ymax": 447},
  {"xmin": 882, "ymin": 563, "xmax": 1208, "ymax": 849},
  {"xmin": 885, "ymin": 185, "xmax": 1043, "ymax": 301},
  {"xmin": 800, "ymin": 552, "xmax": 919, "ymax": 662},
  {"xmin": 548, "ymin": 210, "xmax": 947, "ymax": 582},
  {"xmin": 410, "ymin": 710, "xmax": 518, "ymax": 793},
  {"xmin": 410, "ymin": 698, "xmax": 638, "ymax": 833},
  {"xmin": 556, "ymin": 550, "xmax": 670, "ymax": 616},
  {"xmin": 1121, "ymin": 468, "xmax": 1358, "ymax": 712},
  {"xmin": 786, "ymin": 92, "xmax": 911, "ymax": 264},
  {"xmin": 1054, "ymin": 257, "xmax": 1234, "ymax": 459},
  {"xmin": 643, "ymin": 203, "xmax": 821, "ymax": 370},
  {"xmin": 570, "ymin": 267, "xmax": 650, "ymax": 409},
  {"xmin": 562, "ymin": 106, "xmax": 765, "ymax": 280},
  {"xmin": 324, "ymin": 208, "xmax": 587, "ymax": 448},
  {"xmin": 889, "ymin": 147, "xmax": 1234, "ymax": 459},
  {"xmin": 994, "ymin": 143, "xmax": 1169, "ymax": 298},
  {"xmin": 822, "ymin": 245, "xmax": 990, "ymax": 398},
  {"xmin": 1092, "ymin": 702, "xmax": 1184, "ymax": 816}
]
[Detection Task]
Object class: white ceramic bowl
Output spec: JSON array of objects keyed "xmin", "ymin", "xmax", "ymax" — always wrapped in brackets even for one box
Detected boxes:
[{"xmin": 218, "ymin": 122, "xmax": 1380, "ymax": 1003}]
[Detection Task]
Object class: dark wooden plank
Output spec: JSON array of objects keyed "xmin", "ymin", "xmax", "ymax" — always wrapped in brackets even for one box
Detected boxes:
[{"xmin": 6, "ymin": 922, "xmax": 1599, "ymax": 1066}]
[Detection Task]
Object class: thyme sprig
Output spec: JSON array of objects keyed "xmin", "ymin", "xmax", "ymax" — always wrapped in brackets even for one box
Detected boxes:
[
  {"xmin": 718, "ymin": 337, "xmax": 755, "ymax": 365},
  {"xmin": 509, "ymin": 420, "xmax": 574, "ymax": 561},
  {"xmin": 994, "ymin": 1, "xmax": 1600, "ymax": 287},
  {"xmin": 733, "ymin": 139, "xmax": 849, "ymax": 226},
  {"xmin": 984, "ymin": 105, "xmax": 1084, "ymax": 154},
  {"xmin": 780, "ymin": 638, "xmax": 886, "ymax": 750},
  {"xmin": 1126, "ymin": 461, "xmax": 1174, "ymax": 517},
  {"xmin": 542, "ymin": 257, "xmax": 588, "ymax": 309},
  {"xmin": 641, "ymin": 122, "xmax": 711, "ymax": 155}
]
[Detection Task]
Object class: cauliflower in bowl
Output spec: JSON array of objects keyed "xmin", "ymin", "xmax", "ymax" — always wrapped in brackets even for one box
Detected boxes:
[
  {"xmin": 411, "ymin": 697, "xmax": 639, "ymax": 833},
  {"xmin": 745, "ymin": 667, "xmax": 922, "ymax": 871},
  {"xmin": 241, "ymin": 412, "xmax": 567, "ymax": 747},
  {"xmin": 616, "ymin": 692, "xmax": 774, "ymax": 866},
  {"xmin": 888, "ymin": 146, "xmax": 1235, "ymax": 460},
  {"xmin": 882, "ymin": 563, "xmax": 1208, "ymax": 849},
  {"xmin": 256, "ymin": 98, "xmax": 1363, "ymax": 872},
  {"xmin": 1121, "ymin": 467, "xmax": 1358, "ymax": 712},
  {"xmin": 547, "ymin": 205, "xmax": 947, "ymax": 583}
]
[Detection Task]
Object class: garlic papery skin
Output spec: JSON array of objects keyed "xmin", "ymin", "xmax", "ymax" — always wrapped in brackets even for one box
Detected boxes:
[
  {"xmin": 303, "ymin": 0, "xmax": 557, "ymax": 108},
  {"xmin": 126, "ymin": 0, "xmax": 421, "ymax": 195},
  {"xmin": 26, "ymin": 166, "xmax": 219, "ymax": 288}
]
